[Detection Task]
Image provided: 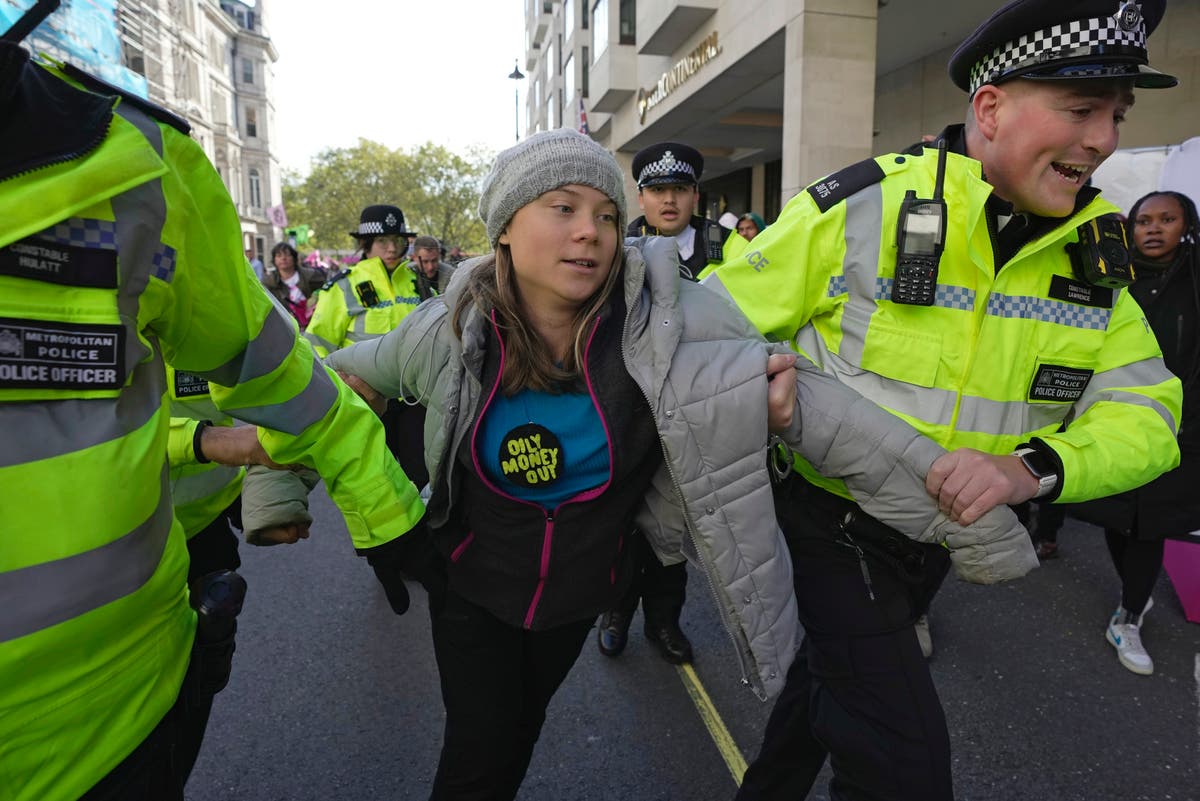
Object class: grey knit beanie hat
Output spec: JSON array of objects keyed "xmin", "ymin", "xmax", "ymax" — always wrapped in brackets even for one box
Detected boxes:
[{"xmin": 479, "ymin": 128, "xmax": 626, "ymax": 246}]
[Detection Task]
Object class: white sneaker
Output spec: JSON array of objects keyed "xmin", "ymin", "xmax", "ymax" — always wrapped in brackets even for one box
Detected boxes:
[
  {"xmin": 914, "ymin": 614, "xmax": 933, "ymax": 659},
  {"xmin": 1106, "ymin": 607, "xmax": 1154, "ymax": 675}
]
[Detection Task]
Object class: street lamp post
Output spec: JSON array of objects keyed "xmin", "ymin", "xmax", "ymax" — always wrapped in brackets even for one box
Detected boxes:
[{"xmin": 507, "ymin": 60, "xmax": 524, "ymax": 143}]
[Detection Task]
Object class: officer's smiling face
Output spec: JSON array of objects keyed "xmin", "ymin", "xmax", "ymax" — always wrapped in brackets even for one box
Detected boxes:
[{"xmin": 974, "ymin": 79, "xmax": 1133, "ymax": 218}]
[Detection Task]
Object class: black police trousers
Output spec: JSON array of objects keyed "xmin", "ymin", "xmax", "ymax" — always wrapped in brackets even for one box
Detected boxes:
[
  {"xmin": 613, "ymin": 529, "xmax": 688, "ymax": 628},
  {"xmin": 736, "ymin": 475, "xmax": 954, "ymax": 801}
]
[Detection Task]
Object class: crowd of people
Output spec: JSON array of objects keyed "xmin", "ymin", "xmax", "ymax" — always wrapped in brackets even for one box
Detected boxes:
[{"xmin": 1, "ymin": 1, "xmax": 1195, "ymax": 801}]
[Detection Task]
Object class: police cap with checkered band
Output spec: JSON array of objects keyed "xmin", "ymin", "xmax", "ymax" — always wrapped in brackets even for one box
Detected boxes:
[
  {"xmin": 350, "ymin": 205, "xmax": 416, "ymax": 239},
  {"xmin": 632, "ymin": 142, "xmax": 704, "ymax": 189},
  {"xmin": 948, "ymin": 0, "xmax": 1177, "ymax": 96}
]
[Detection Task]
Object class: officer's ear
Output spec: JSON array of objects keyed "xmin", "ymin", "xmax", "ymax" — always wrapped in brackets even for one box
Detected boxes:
[
  {"xmin": 972, "ymin": 85, "xmax": 1003, "ymax": 142},
  {"xmin": 637, "ymin": 189, "xmax": 647, "ymax": 213}
]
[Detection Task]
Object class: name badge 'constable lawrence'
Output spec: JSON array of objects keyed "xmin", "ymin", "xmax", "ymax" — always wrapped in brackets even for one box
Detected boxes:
[{"xmin": 711, "ymin": 2, "xmax": 1183, "ymax": 801}]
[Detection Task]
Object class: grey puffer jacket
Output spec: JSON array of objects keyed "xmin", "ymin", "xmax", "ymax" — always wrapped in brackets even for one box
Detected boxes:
[{"xmin": 326, "ymin": 237, "xmax": 1032, "ymax": 700}]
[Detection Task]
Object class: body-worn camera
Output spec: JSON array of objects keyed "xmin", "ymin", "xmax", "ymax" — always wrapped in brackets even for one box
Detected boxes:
[
  {"xmin": 355, "ymin": 280, "xmax": 381, "ymax": 307},
  {"xmin": 1066, "ymin": 216, "xmax": 1134, "ymax": 289}
]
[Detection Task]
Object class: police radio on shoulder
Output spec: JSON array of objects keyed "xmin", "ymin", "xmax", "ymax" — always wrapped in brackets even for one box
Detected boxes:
[{"xmin": 892, "ymin": 139, "xmax": 948, "ymax": 306}]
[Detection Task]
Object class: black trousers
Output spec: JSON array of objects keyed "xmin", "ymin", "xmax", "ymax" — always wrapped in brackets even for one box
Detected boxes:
[
  {"xmin": 383, "ymin": 398, "xmax": 430, "ymax": 489},
  {"xmin": 429, "ymin": 590, "xmax": 594, "ymax": 801},
  {"xmin": 614, "ymin": 529, "xmax": 688, "ymax": 628},
  {"xmin": 1104, "ymin": 530, "xmax": 1164, "ymax": 615},
  {"xmin": 736, "ymin": 476, "xmax": 954, "ymax": 801}
]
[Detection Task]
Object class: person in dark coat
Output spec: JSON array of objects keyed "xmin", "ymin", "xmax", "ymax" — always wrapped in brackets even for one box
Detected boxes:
[
  {"xmin": 262, "ymin": 242, "xmax": 323, "ymax": 328},
  {"xmin": 1074, "ymin": 190, "xmax": 1200, "ymax": 675}
]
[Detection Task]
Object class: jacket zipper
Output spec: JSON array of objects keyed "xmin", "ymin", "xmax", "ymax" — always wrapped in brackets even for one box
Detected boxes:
[
  {"xmin": 468, "ymin": 311, "xmax": 613, "ymax": 630},
  {"xmin": 617, "ymin": 292, "xmax": 762, "ymax": 696}
]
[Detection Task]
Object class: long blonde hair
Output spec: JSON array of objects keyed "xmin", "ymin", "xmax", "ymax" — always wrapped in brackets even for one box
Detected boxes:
[{"xmin": 452, "ymin": 243, "xmax": 624, "ymax": 394}]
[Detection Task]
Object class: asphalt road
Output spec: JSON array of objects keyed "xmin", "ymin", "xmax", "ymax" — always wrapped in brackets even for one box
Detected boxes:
[{"xmin": 187, "ymin": 488, "xmax": 1197, "ymax": 801}]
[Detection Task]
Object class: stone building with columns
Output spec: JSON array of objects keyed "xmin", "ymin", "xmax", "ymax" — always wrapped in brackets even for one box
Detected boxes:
[{"xmin": 525, "ymin": 0, "xmax": 1200, "ymax": 222}]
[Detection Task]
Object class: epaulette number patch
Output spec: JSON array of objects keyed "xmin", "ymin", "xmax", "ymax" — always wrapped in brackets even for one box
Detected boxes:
[{"xmin": 806, "ymin": 158, "xmax": 887, "ymax": 214}]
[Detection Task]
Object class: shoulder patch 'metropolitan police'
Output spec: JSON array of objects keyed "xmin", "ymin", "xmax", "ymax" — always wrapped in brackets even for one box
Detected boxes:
[{"xmin": 806, "ymin": 158, "xmax": 887, "ymax": 214}]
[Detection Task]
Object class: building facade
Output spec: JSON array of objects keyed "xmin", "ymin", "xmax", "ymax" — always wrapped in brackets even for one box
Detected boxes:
[
  {"xmin": 116, "ymin": 0, "xmax": 282, "ymax": 262},
  {"xmin": 525, "ymin": 0, "xmax": 1200, "ymax": 222}
]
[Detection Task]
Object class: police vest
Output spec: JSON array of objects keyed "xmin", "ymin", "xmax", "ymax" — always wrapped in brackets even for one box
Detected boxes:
[
  {"xmin": 706, "ymin": 146, "xmax": 1181, "ymax": 504},
  {"xmin": 304, "ymin": 256, "xmax": 425, "ymax": 357},
  {"xmin": 0, "ymin": 58, "xmax": 425, "ymax": 801}
]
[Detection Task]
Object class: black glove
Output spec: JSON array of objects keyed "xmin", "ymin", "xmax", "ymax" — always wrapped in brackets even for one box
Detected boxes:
[
  {"xmin": 359, "ymin": 519, "xmax": 444, "ymax": 616},
  {"xmin": 369, "ymin": 555, "xmax": 412, "ymax": 615}
]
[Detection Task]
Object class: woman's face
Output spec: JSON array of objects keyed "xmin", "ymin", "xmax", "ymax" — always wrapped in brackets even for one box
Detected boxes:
[
  {"xmin": 368, "ymin": 235, "xmax": 404, "ymax": 269},
  {"xmin": 273, "ymin": 248, "xmax": 296, "ymax": 271},
  {"xmin": 736, "ymin": 218, "xmax": 760, "ymax": 241},
  {"xmin": 1133, "ymin": 194, "xmax": 1188, "ymax": 263},
  {"xmin": 499, "ymin": 184, "xmax": 619, "ymax": 316}
]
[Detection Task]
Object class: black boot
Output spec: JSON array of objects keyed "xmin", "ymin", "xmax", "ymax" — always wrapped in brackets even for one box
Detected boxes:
[
  {"xmin": 597, "ymin": 610, "xmax": 631, "ymax": 657},
  {"xmin": 645, "ymin": 619, "xmax": 694, "ymax": 664}
]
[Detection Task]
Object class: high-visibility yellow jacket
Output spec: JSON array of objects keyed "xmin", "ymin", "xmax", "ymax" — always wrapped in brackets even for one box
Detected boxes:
[
  {"xmin": 304, "ymin": 256, "xmax": 426, "ymax": 357},
  {"xmin": 165, "ymin": 366, "xmax": 243, "ymax": 538},
  {"xmin": 705, "ymin": 142, "xmax": 1181, "ymax": 504},
  {"xmin": 0, "ymin": 55, "xmax": 423, "ymax": 801}
]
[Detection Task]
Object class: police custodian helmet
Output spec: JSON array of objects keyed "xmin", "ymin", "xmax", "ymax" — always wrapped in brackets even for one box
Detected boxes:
[
  {"xmin": 350, "ymin": 204, "xmax": 417, "ymax": 239},
  {"xmin": 631, "ymin": 142, "xmax": 704, "ymax": 188},
  {"xmin": 948, "ymin": 0, "xmax": 1177, "ymax": 96}
]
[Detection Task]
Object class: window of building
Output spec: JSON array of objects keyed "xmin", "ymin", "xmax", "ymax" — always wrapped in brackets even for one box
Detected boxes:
[
  {"xmin": 563, "ymin": 51, "xmax": 574, "ymax": 103},
  {"xmin": 545, "ymin": 38, "xmax": 554, "ymax": 86},
  {"xmin": 591, "ymin": 0, "xmax": 607, "ymax": 63},
  {"xmin": 245, "ymin": 107, "xmax": 257, "ymax": 138},
  {"xmin": 564, "ymin": 0, "xmax": 574, "ymax": 30},
  {"xmin": 249, "ymin": 168, "xmax": 262, "ymax": 208},
  {"xmin": 618, "ymin": 0, "xmax": 635, "ymax": 44},
  {"xmin": 582, "ymin": 46, "xmax": 589, "ymax": 97},
  {"xmin": 545, "ymin": 91, "xmax": 555, "ymax": 129},
  {"xmin": 242, "ymin": 58, "xmax": 253, "ymax": 84}
]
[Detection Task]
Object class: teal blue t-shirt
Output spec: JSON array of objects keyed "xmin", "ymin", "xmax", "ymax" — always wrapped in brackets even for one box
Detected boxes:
[{"xmin": 477, "ymin": 387, "xmax": 610, "ymax": 509}]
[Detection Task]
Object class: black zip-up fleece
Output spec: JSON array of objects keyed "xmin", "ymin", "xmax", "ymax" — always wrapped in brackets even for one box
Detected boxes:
[{"xmin": 434, "ymin": 292, "xmax": 664, "ymax": 631}]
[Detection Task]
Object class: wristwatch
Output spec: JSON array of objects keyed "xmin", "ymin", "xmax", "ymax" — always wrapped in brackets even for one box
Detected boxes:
[{"xmin": 1013, "ymin": 447, "xmax": 1058, "ymax": 499}]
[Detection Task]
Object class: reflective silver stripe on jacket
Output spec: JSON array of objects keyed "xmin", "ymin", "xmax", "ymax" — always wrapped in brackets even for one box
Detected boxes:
[
  {"xmin": 220, "ymin": 360, "xmax": 339, "ymax": 435},
  {"xmin": 1074, "ymin": 357, "xmax": 1179, "ymax": 435},
  {"xmin": 0, "ymin": 352, "xmax": 164, "ymax": 469},
  {"xmin": 203, "ymin": 308, "xmax": 295, "ymax": 387},
  {"xmin": 831, "ymin": 183, "xmax": 884, "ymax": 367},
  {"xmin": 172, "ymin": 462, "xmax": 242, "ymax": 507},
  {"xmin": 0, "ymin": 464, "xmax": 174, "ymax": 644}
]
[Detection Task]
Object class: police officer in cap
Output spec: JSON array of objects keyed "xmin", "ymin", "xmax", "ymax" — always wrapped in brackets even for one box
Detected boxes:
[
  {"xmin": 627, "ymin": 141, "xmax": 725, "ymax": 279},
  {"xmin": 596, "ymin": 144, "xmax": 724, "ymax": 664},
  {"xmin": 713, "ymin": 2, "xmax": 1182, "ymax": 800},
  {"xmin": 306, "ymin": 203, "xmax": 432, "ymax": 492}
]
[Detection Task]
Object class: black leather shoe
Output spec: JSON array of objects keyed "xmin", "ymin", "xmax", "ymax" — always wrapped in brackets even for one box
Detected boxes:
[
  {"xmin": 645, "ymin": 621, "xmax": 694, "ymax": 664},
  {"xmin": 597, "ymin": 610, "xmax": 631, "ymax": 657}
]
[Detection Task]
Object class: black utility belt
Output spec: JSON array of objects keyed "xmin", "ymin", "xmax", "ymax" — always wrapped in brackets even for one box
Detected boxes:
[{"xmin": 784, "ymin": 476, "xmax": 929, "ymax": 585}]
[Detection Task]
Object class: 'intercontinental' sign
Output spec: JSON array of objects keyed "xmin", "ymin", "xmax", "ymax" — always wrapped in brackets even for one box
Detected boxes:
[{"xmin": 637, "ymin": 31, "xmax": 722, "ymax": 124}]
